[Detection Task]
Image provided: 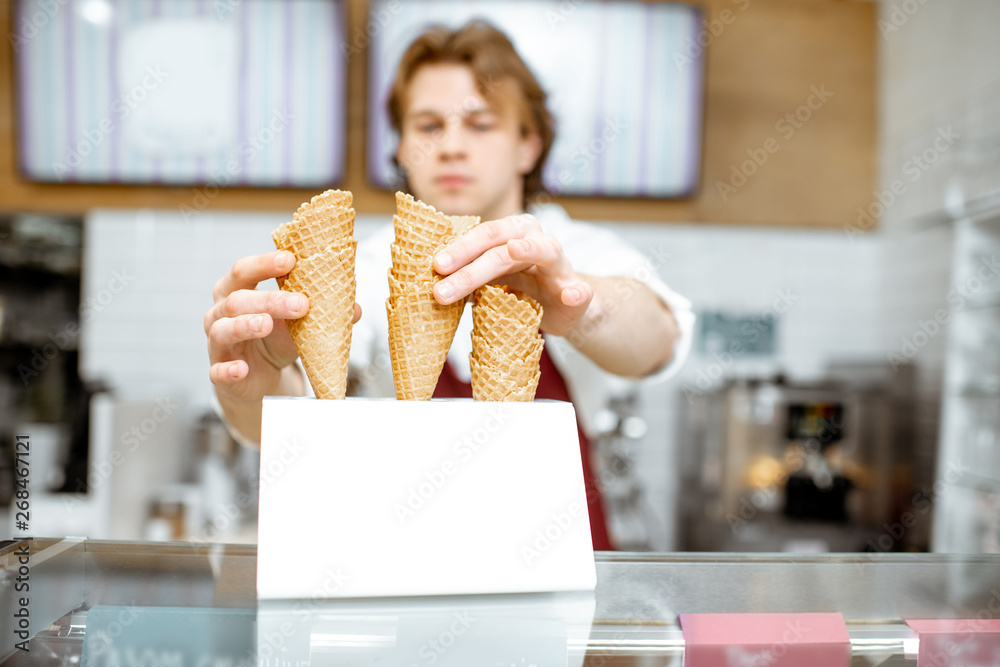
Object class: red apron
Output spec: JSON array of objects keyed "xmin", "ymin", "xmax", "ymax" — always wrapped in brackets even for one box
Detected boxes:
[{"xmin": 433, "ymin": 345, "xmax": 614, "ymax": 551}]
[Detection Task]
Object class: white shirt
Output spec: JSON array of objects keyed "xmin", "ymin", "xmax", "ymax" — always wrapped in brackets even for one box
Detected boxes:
[{"xmin": 341, "ymin": 203, "xmax": 695, "ymax": 433}]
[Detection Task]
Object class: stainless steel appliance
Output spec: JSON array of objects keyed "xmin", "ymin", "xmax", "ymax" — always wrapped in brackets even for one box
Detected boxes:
[{"xmin": 679, "ymin": 368, "xmax": 918, "ymax": 552}]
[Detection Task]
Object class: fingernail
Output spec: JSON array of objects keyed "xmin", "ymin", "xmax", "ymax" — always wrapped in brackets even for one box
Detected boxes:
[
  {"xmin": 436, "ymin": 251, "xmax": 452, "ymax": 269},
  {"xmin": 436, "ymin": 282, "xmax": 454, "ymax": 300},
  {"xmin": 249, "ymin": 315, "xmax": 263, "ymax": 332},
  {"xmin": 229, "ymin": 364, "xmax": 240, "ymax": 378},
  {"xmin": 289, "ymin": 294, "xmax": 305, "ymax": 312},
  {"xmin": 277, "ymin": 252, "xmax": 293, "ymax": 271},
  {"xmin": 566, "ymin": 287, "xmax": 581, "ymax": 304}
]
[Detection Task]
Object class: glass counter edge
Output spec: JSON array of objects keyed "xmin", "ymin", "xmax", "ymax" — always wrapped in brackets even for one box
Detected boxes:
[{"xmin": 5, "ymin": 537, "xmax": 1000, "ymax": 565}]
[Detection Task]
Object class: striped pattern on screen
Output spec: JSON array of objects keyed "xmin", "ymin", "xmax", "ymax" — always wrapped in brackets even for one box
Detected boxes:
[
  {"xmin": 15, "ymin": 0, "xmax": 345, "ymax": 187},
  {"xmin": 366, "ymin": 0, "xmax": 704, "ymax": 199}
]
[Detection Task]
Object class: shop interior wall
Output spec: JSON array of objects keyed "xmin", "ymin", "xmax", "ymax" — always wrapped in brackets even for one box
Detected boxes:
[{"xmin": 0, "ymin": 0, "xmax": 875, "ymax": 227}]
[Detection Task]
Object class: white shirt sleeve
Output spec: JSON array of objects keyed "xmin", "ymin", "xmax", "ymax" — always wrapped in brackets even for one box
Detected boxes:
[{"xmin": 531, "ymin": 204, "xmax": 695, "ymax": 384}]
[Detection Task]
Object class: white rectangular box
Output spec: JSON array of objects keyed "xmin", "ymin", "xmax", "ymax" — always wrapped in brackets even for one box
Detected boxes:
[{"xmin": 257, "ymin": 398, "xmax": 596, "ymax": 599}]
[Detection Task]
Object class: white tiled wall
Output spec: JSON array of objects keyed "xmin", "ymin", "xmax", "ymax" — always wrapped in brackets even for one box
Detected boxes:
[
  {"xmin": 82, "ymin": 209, "xmax": 286, "ymax": 405},
  {"xmin": 611, "ymin": 223, "xmax": 884, "ymax": 549},
  {"xmin": 82, "ymin": 209, "xmax": 884, "ymax": 550},
  {"xmin": 876, "ymin": 0, "xmax": 1000, "ymax": 496},
  {"xmin": 878, "ymin": 1, "xmax": 1000, "ymax": 229}
]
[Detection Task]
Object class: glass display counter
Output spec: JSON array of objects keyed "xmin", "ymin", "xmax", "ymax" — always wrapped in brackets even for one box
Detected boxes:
[{"xmin": 2, "ymin": 538, "xmax": 999, "ymax": 665}]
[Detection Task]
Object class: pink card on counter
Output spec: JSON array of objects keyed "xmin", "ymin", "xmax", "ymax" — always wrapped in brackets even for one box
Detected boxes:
[
  {"xmin": 906, "ymin": 619, "xmax": 1000, "ymax": 667},
  {"xmin": 679, "ymin": 613, "xmax": 851, "ymax": 667}
]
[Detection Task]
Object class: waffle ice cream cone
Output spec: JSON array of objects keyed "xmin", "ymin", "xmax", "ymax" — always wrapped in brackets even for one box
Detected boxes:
[
  {"xmin": 386, "ymin": 284, "xmax": 465, "ymax": 400},
  {"xmin": 472, "ymin": 305, "xmax": 542, "ymax": 342},
  {"xmin": 395, "ymin": 192, "xmax": 457, "ymax": 242},
  {"xmin": 386, "ymin": 192, "xmax": 480, "ymax": 400},
  {"xmin": 272, "ymin": 189, "xmax": 356, "ymax": 399},
  {"xmin": 273, "ymin": 191, "xmax": 355, "ymax": 264},
  {"xmin": 390, "ymin": 243, "xmax": 436, "ymax": 284},
  {"xmin": 295, "ymin": 189, "xmax": 352, "ymax": 215},
  {"xmin": 470, "ymin": 284, "xmax": 544, "ymax": 402},
  {"xmin": 470, "ymin": 357, "xmax": 539, "ymax": 402},
  {"xmin": 448, "ymin": 214, "xmax": 480, "ymax": 237},
  {"xmin": 471, "ymin": 331, "xmax": 543, "ymax": 369},
  {"xmin": 392, "ymin": 215, "xmax": 451, "ymax": 258}
]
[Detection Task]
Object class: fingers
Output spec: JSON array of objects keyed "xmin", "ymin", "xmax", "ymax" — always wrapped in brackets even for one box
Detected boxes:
[
  {"xmin": 507, "ymin": 234, "xmax": 573, "ymax": 278},
  {"xmin": 205, "ymin": 289, "xmax": 308, "ymax": 334},
  {"xmin": 213, "ymin": 251, "xmax": 295, "ymax": 302},
  {"xmin": 210, "ymin": 359, "xmax": 249, "ymax": 385},
  {"xmin": 433, "ymin": 233, "xmax": 574, "ymax": 305},
  {"xmin": 353, "ymin": 302, "xmax": 362, "ymax": 324},
  {"xmin": 207, "ymin": 301, "xmax": 360, "ymax": 364},
  {"xmin": 433, "ymin": 214, "xmax": 538, "ymax": 276},
  {"xmin": 434, "ymin": 245, "xmax": 518, "ymax": 304},
  {"xmin": 560, "ymin": 281, "xmax": 594, "ymax": 308},
  {"xmin": 208, "ymin": 313, "xmax": 276, "ymax": 352}
]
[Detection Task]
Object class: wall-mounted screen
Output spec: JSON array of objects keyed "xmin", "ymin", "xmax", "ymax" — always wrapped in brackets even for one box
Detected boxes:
[
  {"xmin": 367, "ymin": 0, "xmax": 704, "ymax": 199},
  {"xmin": 15, "ymin": 0, "xmax": 346, "ymax": 187}
]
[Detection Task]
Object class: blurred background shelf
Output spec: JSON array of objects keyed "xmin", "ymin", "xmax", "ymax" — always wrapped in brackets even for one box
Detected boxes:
[{"xmin": 933, "ymin": 211, "xmax": 1000, "ymax": 553}]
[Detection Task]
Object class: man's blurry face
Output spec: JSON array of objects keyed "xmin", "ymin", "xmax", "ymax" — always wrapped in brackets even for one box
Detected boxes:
[{"xmin": 395, "ymin": 63, "xmax": 540, "ymax": 221}]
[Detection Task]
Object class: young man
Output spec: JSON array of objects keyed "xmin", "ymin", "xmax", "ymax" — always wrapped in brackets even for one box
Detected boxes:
[{"xmin": 205, "ymin": 21, "xmax": 693, "ymax": 550}]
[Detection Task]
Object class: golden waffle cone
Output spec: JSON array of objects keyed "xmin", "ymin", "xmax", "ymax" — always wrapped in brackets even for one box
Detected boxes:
[
  {"xmin": 281, "ymin": 235, "xmax": 355, "ymax": 290},
  {"xmin": 448, "ymin": 214, "xmax": 480, "ymax": 236},
  {"xmin": 469, "ymin": 330, "xmax": 542, "ymax": 400},
  {"xmin": 294, "ymin": 189, "xmax": 352, "ymax": 216},
  {"xmin": 389, "ymin": 198, "xmax": 478, "ymax": 285},
  {"xmin": 282, "ymin": 240, "xmax": 357, "ymax": 400},
  {"xmin": 469, "ymin": 349, "xmax": 539, "ymax": 387},
  {"xmin": 386, "ymin": 285, "xmax": 464, "ymax": 400},
  {"xmin": 390, "ymin": 205, "xmax": 478, "ymax": 267},
  {"xmin": 509, "ymin": 382, "xmax": 538, "ymax": 402},
  {"xmin": 470, "ymin": 362, "xmax": 540, "ymax": 402},
  {"xmin": 473, "ymin": 284, "xmax": 542, "ymax": 330},
  {"xmin": 385, "ymin": 192, "xmax": 475, "ymax": 400},
  {"xmin": 392, "ymin": 212, "xmax": 452, "ymax": 245},
  {"xmin": 390, "ymin": 243, "xmax": 436, "ymax": 284},
  {"xmin": 469, "ymin": 284, "xmax": 544, "ymax": 402},
  {"xmin": 272, "ymin": 213, "xmax": 350, "ymax": 265},
  {"xmin": 395, "ymin": 192, "xmax": 457, "ymax": 241},
  {"xmin": 393, "ymin": 215, "xmax": 454, "ymax": 258},
  {"xmin": 470, "ymin": 357, "xmax": 539, "ymax": 402},
  {"xmin": 387, "ymin": 272, "xmax": 435, "ymax": 301},
  {"xmin": 472, "ymin": 315, "xmax": 544, "ymax": 362},
  {"xmin": 469, "ymin": 357, "xmax": 513, "ymax": 400},
  {"xmin": 472, "ymin": 331, "xmax": 543, "ymax": 369},
  {"xmin": 273, "ymin": 190, "xmax": 355, "ymax": 259},
  {"xmin": 301, "ymin": 205, "xmax": 355, "ymax": 238}
]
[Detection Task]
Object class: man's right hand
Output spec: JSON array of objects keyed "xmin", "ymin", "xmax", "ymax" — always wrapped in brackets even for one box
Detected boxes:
[
  {"xmin": 205, "ymin": 251, "xmax": 310, "ymax": 406},
  {"xmin": 206, "ymin": 250, "xmax": 362, "ymax": 444}
]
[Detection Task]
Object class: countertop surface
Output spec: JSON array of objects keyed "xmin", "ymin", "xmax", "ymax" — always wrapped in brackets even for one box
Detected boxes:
[{"xmin": 2, "ymin": 538, "xmax": 999, "ymax": 665}]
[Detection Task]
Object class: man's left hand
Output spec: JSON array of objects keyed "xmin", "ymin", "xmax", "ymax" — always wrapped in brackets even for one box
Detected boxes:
[{"xmin": 432, "ymin": 213, "xmax": 593, "ymax": 337}]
